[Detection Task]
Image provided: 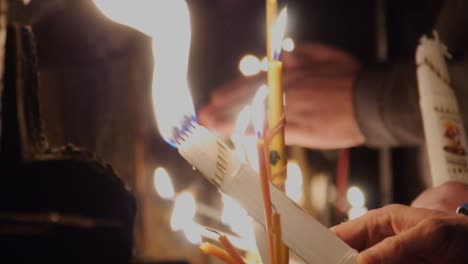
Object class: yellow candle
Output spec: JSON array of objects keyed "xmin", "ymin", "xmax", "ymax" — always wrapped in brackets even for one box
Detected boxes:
[
  {"xmin": 266, "ymin": 0, "xmax": 278, "ymax": 61},
  {"xmin": 268, "ymin": 60, "xmax": 287, "ymax": 189},
  {"xmin": 219, "ymin": 235, "xmax": 246, "ymax": 264},
  {"xmin": 257, "ymin": 139, "xmax": 275, "ymax": 264},
  {"xmin": 200, "ymin": 242, "xmax": 238, "ymax": 264}
]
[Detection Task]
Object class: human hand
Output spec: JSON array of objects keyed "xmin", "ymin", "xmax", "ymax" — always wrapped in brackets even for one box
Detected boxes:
[
  {"xmin": 331, "ymin": 204, "xmax": 468, "ymax": 264},
  {"xmin": 411, "ymin": 181, "xmax": 468, "ymax": 213},
  {"xmin": 198, "ymin": 42, "xmax": 365, "ymax": 149}
]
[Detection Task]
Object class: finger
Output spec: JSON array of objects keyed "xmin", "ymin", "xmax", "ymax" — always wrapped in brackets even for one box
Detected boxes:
[
  {"xmin": 331, "ymin": 205, "xmax": 445, "ymax": 251},
  {"xmin": 357, "ymin": 227, "xmax": 428, "ymax": 264},
  {"xmin": 357, "ymin": 216, "xmax": 467, "ymax": 264}
]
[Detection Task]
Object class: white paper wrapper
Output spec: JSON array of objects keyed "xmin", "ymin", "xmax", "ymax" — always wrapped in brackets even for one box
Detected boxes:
[
  {"xmin": 179, "ymin": 125, "xmax": 357, "ymax": 264},
  {"xmin": 416, "ymin": 33, "xmax": 468, "ymax": 185}
]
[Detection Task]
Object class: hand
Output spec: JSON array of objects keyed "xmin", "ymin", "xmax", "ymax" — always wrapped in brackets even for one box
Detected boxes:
[
  {"xmin": 411, "ymin": 181, "xmax": 468, "ymax": 213},
  {"xmin": 198, "ymin": 42, "xmax": 365, "ymax": 149},
  {"xmin": 331, "ymin": 204, "xmax": 468, "ymax": 264}
]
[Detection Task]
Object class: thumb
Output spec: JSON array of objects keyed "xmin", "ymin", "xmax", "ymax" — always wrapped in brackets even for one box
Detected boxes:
[{"xmin": 357, "ymin": 218, "xmax": 446, "ymax": 264}]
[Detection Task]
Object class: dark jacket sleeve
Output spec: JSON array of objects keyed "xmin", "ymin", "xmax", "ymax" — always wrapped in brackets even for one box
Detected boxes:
[
  {"xmin": 353, "ymin": 62, "xmax": 423, "ymax": 147},
  {"xmin": 353, "ymin": 0, "xmax": 468, "ymax": 148}
]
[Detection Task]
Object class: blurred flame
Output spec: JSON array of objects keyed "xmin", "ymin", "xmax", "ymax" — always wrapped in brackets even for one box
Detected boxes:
[
  {"xmin": 153, "ymin": 167, "xmax": 175, "ymax": 200},
  {"xmin": 348, "ymin": 207, "xmax": 367, "ymax": 220},
  {"xmin": 183, "ymin": 222, "xmax": 203, "ymax": 245},
  {"xmin": 282, "ymin": 37, "xmax": 295, "ymax": 52},
  {"xmin": 239, "ymin": 55, "xmax": 261, "ymax": 76},
  {"xmin": 232, "ymin": 106, "xmax": 259, "ymax": 169},
  {"xmin": 251, "ymin": 85, "xmax": 269, "ymax": 137},
  {"xmin": 94, "ymin": 0, "xmax": 196, "ymax": 143},
  {"xmin": 171, "ymin": 192, "xmax": 196, "ymax": 231},
  {"xmin": 260, "ymin": 57, "xmax": 269, "ymax": 72},
  {"xmin": 234, "ymin": 106, "xmax": 251, "ymax": 135},
  {"xmin": 270, "ymin": 8, "xmax": 288, "ymax": 59},
  {"xmin": 347, "ymin": 186, "xmax": 367, "ymax": 219},
  {"xmin": 347, "ymin": 186, "xmax": 365, "ymax": 208},
  {"xmin": 221, "ymin": 194, "xmax": 254, "ymax": 237},
  {"xmin": 286, "ymin": 162, "xmax": 303, "ymax": 203}
]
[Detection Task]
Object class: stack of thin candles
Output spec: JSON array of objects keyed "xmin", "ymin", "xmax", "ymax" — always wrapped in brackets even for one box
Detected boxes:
[{"xmin": 201, "ymin": 1, "xmax": 289, "ymax": 263}]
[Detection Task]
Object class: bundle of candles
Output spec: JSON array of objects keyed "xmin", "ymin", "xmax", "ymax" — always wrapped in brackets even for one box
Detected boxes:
[{"xmin": 94, "ymin": 1, "xmax": 357, "ymax": 263}]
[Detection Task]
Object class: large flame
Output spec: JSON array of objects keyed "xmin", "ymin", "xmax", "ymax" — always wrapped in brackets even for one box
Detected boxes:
[
  {"xmin": 170, "ymin": 192, "xmax": 196, "ymax": 231},
  {"xmin": 270, "ymin": 8, "xmax": 288, "ymax": 59},
  {"xmin": 94, "ymin": 0, "xmax": 196, "ymax": 143},
  {"xmin": 251, "ymin": 85, "xmax": 269, "ymax": 137}
]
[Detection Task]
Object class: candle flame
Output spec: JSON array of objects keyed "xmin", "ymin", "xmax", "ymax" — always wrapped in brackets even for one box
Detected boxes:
[
  {"xmin": 183, "ymin": 222, "xmax": 203, "ymax": 245},
  {"xmin": 347, "ymin": 186, "xmax": 365, "ymax": 208},
  {"xmin": 221, "ymin": 194, "xmax": 254, "ymax": 237},
  {"xmin": 239, "ymin": 54, "xmax": 262, "ymax": 76},
  {"xmin": 270, "ymin": 7, "xmax": 288, "ymax": 60},
  {"xmin": 234, "ymin": 106, "xmax": 252, "ymax": 135},
  {"xmin": 251, "ymin": 85, "xmax": 269, "ymax": 137},
  {"xmin": 286, "ymin": 162, "xmax": 303, "ymax": 203},
  {"xmin": 153, "ymin": 167, "xmax": 175, "ymax": 200},
  {"xmin": 232, "ymin": 106, "xmax": 260, "ymax": 168},
  {"xmin": 171, "ymin": 192, "xmax": 196, "ymax": 231},
  {"xmin": 94, "ymin": 0, "xmax": 196, "ymax": 145}
]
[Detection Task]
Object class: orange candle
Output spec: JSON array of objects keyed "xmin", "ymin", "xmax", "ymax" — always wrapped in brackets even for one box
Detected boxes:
[
  {"xmin": 200, "ymin": 242, "xmax": 237, "ymax": 264},
  {"xmin": 273, "ymin": 212, "xmax": 289, "ymax": 264},
  {"xmin": 219, "ymin": 235, "xmax": 246, "ymax": 264},
  {"xmin": 257, "ymin": 139, "xmax": 275, "ymax": 264}
]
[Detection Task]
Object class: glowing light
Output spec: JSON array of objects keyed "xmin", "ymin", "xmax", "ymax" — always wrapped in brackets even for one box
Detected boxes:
[
  {"xmin": 347, "ymin": 186, "xmax": 365, "ymax": 208},
  {"xmin": 260, "ymin": 57, "xmax": 269, "ymax": 72},
  {"xmin": 153, "ymin": 167, "xmax": 175, "ymax": 200},
  {"xmin": 183, "ymin": 222, "xmax": 203, "ymax": 245},
  {"xmin": 282, "ymin": 37, "xmax": 295, "ymax": 52},
  {"xmin": 233, "ymin": 106, "xmax": 251, "ymax": 135},
  {"xmin": 251, "ymin": 85, "xmax": 269, "ymax": 137},
  {"xmin": 170, "ymin": 192, "xmax": 196, "ymax": 231},
  {"xmin": 94, "ymin": 0, "xmax": 196, "ymax": 143},
  {"xmin": 239, "ymin": 55, "xmax": 261, "ymax": 76},
  {"xmin": 347, "ymin": 186, "xmax": 367, "ymax": 220},
  {"xmin": 348, "ymin": 207, "xmax": 368, "ymax": 220},
  {"xmin": 221, "ymin": 194, "xmax": 254, "ymax": 237},
  {"xmin": 270, "ymin": 8, "xmax": 288, "ymax": 59},
  {"xmin": 285, "ymin": 162, "xmax": 303, "ymax": 203}
]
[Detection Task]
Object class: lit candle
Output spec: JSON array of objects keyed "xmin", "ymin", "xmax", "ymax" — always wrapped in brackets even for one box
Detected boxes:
[
  {"xmin": 267, "ymin": 8, "xmax": 288, "ymax": 190},
  {"xmin": 200, "ymin": 242, "xmax": 238, "ymax": 264}
]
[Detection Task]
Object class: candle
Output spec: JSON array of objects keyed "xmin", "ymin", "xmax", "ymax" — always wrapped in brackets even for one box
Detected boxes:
[
  {"xmin": 268, "ymin": 60, "xmax": 287, "ymax": 189},
  {"xmin": 200, "ymin": 242, "xmax": 238, "ymax": 264},
  {"xmin": 273, "ymin": 212, "xmax": 289, "ymax": 264},
  {"xmin": 266, "ymin": 0, "xmax": 278, "ymax": 61},
  {"xmin": 267, "ymin": 8, "xmax": 288, "ymax": 190},
  {"xmin": 257, "ymin": 139, "xmax": 275, "ymax": 264},
  {"xmin": 219, "ymin": 235, "xmax": 247, "ymax": 264}
]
